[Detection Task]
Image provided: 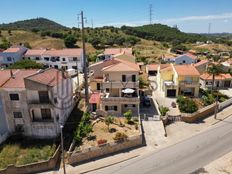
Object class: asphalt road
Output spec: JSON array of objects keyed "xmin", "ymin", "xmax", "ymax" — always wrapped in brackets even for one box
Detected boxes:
[{"xmin": 91, "ymin": 116, "xmax": 232, "ymax": 174}]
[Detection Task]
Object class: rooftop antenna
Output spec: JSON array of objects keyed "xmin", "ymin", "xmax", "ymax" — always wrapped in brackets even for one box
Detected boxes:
[{"xmin": 149, "ymin": 4, "xmax": 153, "ymax": 24}]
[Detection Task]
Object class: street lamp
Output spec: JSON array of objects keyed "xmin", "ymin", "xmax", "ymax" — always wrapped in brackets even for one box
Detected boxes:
[{"xmin": 60, "ymin": 125, "xmax": 66, "ymax": 174}]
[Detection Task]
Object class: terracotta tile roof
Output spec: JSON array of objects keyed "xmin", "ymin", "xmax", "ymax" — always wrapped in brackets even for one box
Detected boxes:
[
  {"xmin": 25, "ymin": 49, "xmax": 46, "ymax": 56},
  {"xmin": 113, "ymin": 53, "xmax": 135, "ymax": 63},
  {"xmin": 43, "ymin": 49, "xmax": 83, "ymax": 57},
  {"xmin": 194, "ymin": 59, "xmax": 209, "ymax": 67},
  {"xmin": 102, "ymin": 62, "xmax": 138, "ymax": 72},
  {"xmin": 2, "ymin": 70, "xmax": 38, "ymax": 88},
  {"xmin": 3, "ymin": 47, "xmax": 21, "ymax": 53},
  {"xmin": 104, "ymin": 48, "xmax": 132, "ymax": 55},
  {"xmin": 26, "ymin": 68, "xmax": 67, "ymax": 87},
  {"xmin": 200, "ymin": 73, "xmax": 232, "ymax": 80},
  {"xmin": 160, "ymin": 64, "xmax": 172, "ymax": 72},
  {"xmin": 174, "ymin": 64, "xmax": 200, "ymax": 76},
  {"xmin": 183, "ymin": 53, "xmax": 198, "ymax": 60},
  {"xmin": 89, "ymin": 93, "xmax": 101, "ymax": 104},
  {"xmin": 115, "ymin": 58, "xmax": 140, "ymax": 71},
  {"xmin": 0, "ymin": 70, "xmax": 16, "ymax": 87},
  {"xmin": 146, "ymin": 64, "xmax": 159, "ymax": 71}
]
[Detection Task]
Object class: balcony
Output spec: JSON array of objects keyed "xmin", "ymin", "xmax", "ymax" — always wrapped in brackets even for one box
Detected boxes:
[
  {"xmin": 179, "ymin": 81, "xmax": 199, "ymax": 87},
  {"xmin": 102, "ymin": 80, "xmax": 139, "ymax": 89},
  {"xmin": 164, "ymin": 81, "xmax": 177, "ymax": 89},
  {"xmin": 28, "ymin": 100, "xmax": 53, "ymax": 109},
  {"xmin": 101, "ymin": 93, "xmax": 140, "ymax": 104}
]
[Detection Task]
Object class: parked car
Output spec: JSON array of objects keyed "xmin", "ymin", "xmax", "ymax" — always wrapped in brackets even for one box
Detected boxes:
[{"xmin": 143, "ymin": 96, "xmax": 151, "ymax": 106}]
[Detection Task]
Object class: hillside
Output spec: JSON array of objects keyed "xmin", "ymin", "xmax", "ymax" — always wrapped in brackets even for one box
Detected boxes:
[
  {"xmin": 0, "ymin": 18, "xmax": 68, "ymax": 31},
  {"xmin": 121, "ymin": 24, "xmax": 208, "ymax": 43}
]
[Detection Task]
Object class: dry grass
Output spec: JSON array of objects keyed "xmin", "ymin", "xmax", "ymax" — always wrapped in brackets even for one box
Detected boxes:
[
  {"xmin": 76, "ymin": 41, "xmax": 96, "ymax": 53},
  {"xmin": 79, "ymin": 118, "xmax": 140, "ymax": 150},
  {"xmin": 193, "ymin": 43, "xmax": 232, "ymax": 53},
  {"xmin": 31, "ymin": 38, "xmax": 65, "ymax": 49}
]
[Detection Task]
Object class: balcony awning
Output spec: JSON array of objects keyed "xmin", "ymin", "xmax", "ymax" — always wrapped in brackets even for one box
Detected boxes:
[
  {"xmin": 122, "ymin": 88, "xmax": 135, "ymax": 94},
  {"xmin": 89, "ymin": 93, "xmax": 101, "ymax": 104}
]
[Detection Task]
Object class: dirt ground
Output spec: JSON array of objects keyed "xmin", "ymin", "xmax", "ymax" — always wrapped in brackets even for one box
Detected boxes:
[{"xmin": 79, "ymin": 118, "xmax": 140, "ymax": 150}]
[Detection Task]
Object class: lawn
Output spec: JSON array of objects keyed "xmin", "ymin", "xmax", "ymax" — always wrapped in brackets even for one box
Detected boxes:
[
  {"xmin": 0, "ymin": 136, "xmax": 57, "ymax": 170},
  {"xmin": 77, "ymin": 117, "xmax": 140, "ymax": 150}
]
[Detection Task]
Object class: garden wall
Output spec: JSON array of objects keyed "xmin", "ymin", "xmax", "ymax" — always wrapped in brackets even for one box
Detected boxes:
[
  {"xmin": 219, "ymin": 98, "xmax": 232, "ymax": 110},
  {"xmin": 181, "ymin": 103, "xmax": 216, "ymax": 123},
  {"xmin": 0, "ymin": 145, "xmax": 60, "ymax": 174},
  {"xmin": 67, "ymin": 134, "xmax": 143, "ymax": 165}
]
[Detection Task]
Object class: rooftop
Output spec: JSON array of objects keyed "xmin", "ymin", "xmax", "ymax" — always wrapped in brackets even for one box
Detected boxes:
[
  {"xmin": 174, "ymin": 64, "xmax": 200, "ymax": 76},
  {"xmin": 26, "ymin": 68, "xmax": 67, "ymax": 87},
  {"xmin": 200, "ymin": 73, "xmax": 232, "ymax": 80},
  {"xmin": 194, "ymin": 59, "xmax": 209, "ymax": 67},
  {"xmin": 25, "ymin": 49, "xmax": 46, "ymax": 56},
  {"xmin": 43, "ymin": 49, "xmax": 83, "ymax": 57},
  {"xmin": 3, "ymin": 47, "xmax": 21, "ymax": 53}
]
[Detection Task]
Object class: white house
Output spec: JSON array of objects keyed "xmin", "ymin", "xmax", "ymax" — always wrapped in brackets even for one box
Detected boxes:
[
  {"xmin": 24, "ymin": 48, "xmax": 84, "ymax": 72},
  {"xmin": 163, "ymin": 54, "xmax": 198, "ymax": 65},
  {"xmin": 0, "ymin": 46, "xmax": 27, "ymax": 67},
  {"xmin": 0, "ymin": 68, "xmax": 74, "ymax": 138},
  {"xmin": 97, "ymin": 48, "xmax": 133, "ymax": 61}
]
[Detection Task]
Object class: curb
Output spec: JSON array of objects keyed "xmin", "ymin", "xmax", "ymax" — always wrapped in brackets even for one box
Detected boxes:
[
  {"xmin": 211, "ymin": 114, "xmax": 232, "ymax": 125},
  {"xmin": 79, "ymin": 154, "xmax": 140, "ymax": 174}
]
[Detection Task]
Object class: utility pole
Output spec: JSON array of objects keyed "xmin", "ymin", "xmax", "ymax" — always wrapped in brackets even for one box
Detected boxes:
[
  {"xmin": 214, "ymin": 94, "xmax": 219, "ymax": 119},
  {"xmin": 91, "ymin": 18, "xmax": 94, "ymax": 29},
  {"xmin": 60, "ymin": 125, "xmax": 66, "ymax": 174},
  {"xmin": 79, "ymin": 11, "xmax": 89, "ymax": 109},
  {"xmin": 208, "ymin": 23, "xmax": 211, "ymax": 34},
  {"xmin": 149, "ymin": 4, "xmax": 153, "ymax": 24}
]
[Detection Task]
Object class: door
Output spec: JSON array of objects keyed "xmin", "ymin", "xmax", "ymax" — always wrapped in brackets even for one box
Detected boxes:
[
  {"xmin": 92, "ymin": 104, "xmax": 97, "ymax": 112},
  {"xmin": 97, "ymin": 83, "xmax": 101, "ymax": 90},
  {"xmin": 167, "ymin": 89, "xmax": 176, "ymax": 97}
]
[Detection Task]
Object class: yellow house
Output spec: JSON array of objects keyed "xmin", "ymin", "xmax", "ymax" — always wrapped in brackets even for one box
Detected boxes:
[
  {"xmin": 157, "ymin": 64, "xmax": 200, "ymax": 97},
  {"xmin": 89, "ymin": 58, "xmax": 140, "ymax": 116}
]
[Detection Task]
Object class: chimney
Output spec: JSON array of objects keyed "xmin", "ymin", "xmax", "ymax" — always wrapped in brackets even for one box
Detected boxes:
[{"xmin": 10, "ymin": 69, "xmax": 15, "ymax": 79}]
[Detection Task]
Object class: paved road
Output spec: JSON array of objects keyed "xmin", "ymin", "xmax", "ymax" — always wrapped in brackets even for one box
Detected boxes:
[{"xmin": 91, "ymin": 116, "xmax": 232, "ymax": 174}]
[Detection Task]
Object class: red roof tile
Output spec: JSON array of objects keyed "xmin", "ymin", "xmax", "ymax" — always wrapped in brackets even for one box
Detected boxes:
[
  {"xmin": 174, "ymin": 64, "xmax": 200, "ymax": 76},
  {"xmin": 25, "ymin": 49, "xmax": 46, "ymax": 56},
  {"xmin": 44, "ymin": 49, "xmax": 82, "ymax": 57},
  {"xmin": 89, "ymin": 93, "xmax": 101, "ymax": 104},
  {"xmin": 200, "ymin": 73, "xmax": 232, "ymax": 80}
]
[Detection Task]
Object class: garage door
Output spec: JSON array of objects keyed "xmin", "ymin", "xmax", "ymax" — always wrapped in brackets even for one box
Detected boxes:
[{"xmin": 167, "ymin": 89, "xmax": 176, "ymax": 97}]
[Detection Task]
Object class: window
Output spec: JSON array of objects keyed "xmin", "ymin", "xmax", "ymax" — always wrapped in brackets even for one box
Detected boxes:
[
  {"xmin": 41, "ymin": 109, "xmax": 52, "ymax": 120},
  {"xmin": 124, "ymin": 104, "xmax": 128, "ymax": 107},
  {"xmin": 122, "ymin": 75, "xmax": 126, "ymax": 82},
  {"xmin": 73, "ymin": 57, "xmax": 78, "ymax": 61},
  {"xmin": 54, "ymin": 65, "xmax": 58, "ymax": 69},
  {"xmin": 97, "ymin": 83, "xmax": 101, "ymax": 90},
  {"xmin": 56, "ymin": 57, "xmax": 60, "ymax": 61},
  {"xmin": 105, "ymin": 106, "xmax": 108, "ymax": 111},
  {"xmin": 28, "ymin": 57, "xmax": 31, "ymax": 60},
  {"xmin": 7, "ymin": 57, "xmax": 12, "ymax": 62},
  {"xmin": 105, "ymin": 106, "xmax": 117, "ymax": 111},
  {"xmin": 44, "ymin": 57, "xmax": 49, "ymax": 61},
  {"xmin": 182, "ymin": 60, "xmax": 186, "ymax": 63},
  {"xmin": 114, "ymin": 106, "xmax": 117, "ymax": 111},
  {"xmin": 35, "ymin": 57, "xmax": 40, "ymax": 60},
  {"xmin": 50, "ymin": 65, "xmax": 52, "ymax": 67},
  {"xmin": 13, "ymin": 112, "xmax": 22, "ymax": 118},
  {"xmin": 72, "ymin": 66, "xmax": 77, "ymax": 70},
  {"xmin": 132, "ymin": 75, "xmax": 136, "ymax": 82},
  {"xmin": 106, "ymin": 88, "xmax": 109, "ymax": 93},
  {"xmin": 62, "ymin": 58, "xmax": 66, "ymax": 61},
  {"xmin": 9, "ymin": 94, "xmax": 19, "ymax": 101},
  {"xmin": 38, "ymin": 91, "xmax": 49, "ymax": 103}
]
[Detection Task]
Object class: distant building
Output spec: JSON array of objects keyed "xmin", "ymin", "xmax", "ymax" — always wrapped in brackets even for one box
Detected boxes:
[
  {"xmin": 0, "ymin": 68, "xmax": 74, "ymax": 138},
  {"xmin": 97, "ymin": 48, "xmax": 133, "ymax": 62},
  {"xmin": 194, "ymin": 59, "xmax": 209, "ymax": 74},
  {"xmin": 163, "ymin": 53, "xmax": 199, "ymax": 65},
  {"xmin": 0, "ymin": 46, "xmax": 27, "ymax": 67},
  {"xmin": 24, "ymin": 48, "xmax": 84, "ymax": 72}
]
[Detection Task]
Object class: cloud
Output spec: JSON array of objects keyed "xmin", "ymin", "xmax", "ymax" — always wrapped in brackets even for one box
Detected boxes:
[
  {"xmin": 223, "ymin": 19, "xmax": 229, "ymax": 23},
  {"xmin": 162, "ymin": 12, "xmax": 232, "ymax": 23}
]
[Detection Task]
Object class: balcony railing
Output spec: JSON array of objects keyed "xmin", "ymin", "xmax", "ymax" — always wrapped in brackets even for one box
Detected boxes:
[
  {"xmin": 180, "ymin": 81, "xmax": 199, "ymax": 86},
  {"xmin": 102, "ymin": 80, "xmax": 139, "ymax": 89},
  {"xmin": 101, "ymin": 93, "xmax": 139, "ymax": 103}
]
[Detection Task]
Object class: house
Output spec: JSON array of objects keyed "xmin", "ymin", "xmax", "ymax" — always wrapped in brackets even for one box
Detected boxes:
[
  {"xmin": 157, "ymin": 64, "xmax": 200, "ymax": 97},
  {"xmin": 0, "ymin": 68, "xmax": 74, "ymax": 138},
  {"xmin": 24, "ymin": 48, "xmax": 84, "ymax": 72},
  {"xmin": 0, "ymin": 46, "xmax": 27, "ymax": 67},
  {"xmin": 97, "ymin": 48, "xmax": 133, "ymax": 61},
  {"xmin": 163, "ymin": 53, "xmax": 199, "ymax": 65},
  {"xmin": 194, "ymin": 59, "xmax": 209, "ymax": 74},
  {"xmin": 200, "ymin": 73, "xmax": 232, "ymax": 89},
  {"xmin": 89, "ymin": 58, "xmax": 140, "ymax": 116},
  {"xmin": 146, "ymin": 64, "xmax": 170, "ymax": 76}
]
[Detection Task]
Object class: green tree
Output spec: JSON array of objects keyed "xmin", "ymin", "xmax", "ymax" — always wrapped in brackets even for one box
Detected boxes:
[
  {"xmin": 207, "ymin": 64, "xmax": 223, "ymax": 90},
  {"xmin": 8, "ymin": 60, "xmax": 44, "ymax": 69},
  {"xmin": 64, "ymin": 35, "xmax": 77, "ymax": 48},
  {"xmin": 0, "ymin": 38, "xmax": 11, "ymax": 49},
  {"xmin": 24, "ymin": 42, "xmax": 32, "ymax": 49},
  {"xmin": 105, "ymin": 115, "xmax": 114, "ymax": 132}
]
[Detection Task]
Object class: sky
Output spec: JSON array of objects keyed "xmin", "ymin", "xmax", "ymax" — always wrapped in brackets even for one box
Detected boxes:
[{"xmin": 0, "ymin": 0, "xmax": 232, "ymax": 33}]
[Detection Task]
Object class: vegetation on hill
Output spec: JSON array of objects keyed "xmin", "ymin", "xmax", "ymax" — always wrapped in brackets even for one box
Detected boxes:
[
  {"xmin": 121, "ymin": 24, "xmax": 208, "ymax": 43},
  {"xmin": 0, "ymin": 18, "xmax": 68, "ymax": 31}
]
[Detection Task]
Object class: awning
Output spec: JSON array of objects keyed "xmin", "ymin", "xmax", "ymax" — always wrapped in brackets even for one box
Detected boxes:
[
  {"xmin": 89, "ymin": 93, "xmax": 101, "ymax": 104},
  {"xmin": 122, "ymin": 88, "xmax": 135, "ymax": 94}
]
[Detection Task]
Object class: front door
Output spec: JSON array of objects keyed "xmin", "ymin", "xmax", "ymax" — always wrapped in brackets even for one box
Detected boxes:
[{"xmin": 92, "ymin": 103, "xmax": 97, "ymax": 112}]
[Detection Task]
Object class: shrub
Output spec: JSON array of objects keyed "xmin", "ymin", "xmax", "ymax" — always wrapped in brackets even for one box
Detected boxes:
[
  {"xmin": 97, "ymin": 139, "xmax": 107, "ymax": 145},
  {"xmin": 105, "ymin": 115, "xmax": 114, "ymax": 132},
  {"xmin": 177, "ymin": 96, "xmax": 198, "ymax": 113},
  {"xmin": 113, "ymin": 132, "xmax": 128, "ymax": 142},
  {"xmin": 124, "ymin": 110, "xmax": 132, "ymax": 123},
  {"xmin": 159, "ymin": 106, "xmax": 169, "ymax": 116},
  {"xmin": 64, "ymin": 35, "xmax": 77, "ymax": 48}
]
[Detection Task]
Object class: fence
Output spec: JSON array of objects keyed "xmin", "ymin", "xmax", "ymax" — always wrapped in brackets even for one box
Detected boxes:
[{"xmin": 0, "ymin": 145, "xmax": 60, "ymax": 174}]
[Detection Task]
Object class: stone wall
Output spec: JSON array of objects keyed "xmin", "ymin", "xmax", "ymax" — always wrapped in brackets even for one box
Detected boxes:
[
  {"xmin": 67, "ymin": 134, "xmax": 143, "ymax": 165},
  {"xmin": 181, "ymin": 103, "xmax": 216, "ymax": 123},
  {"xmin": 0, "ymin": 146, "xmax": 60, "ymax": 174}
]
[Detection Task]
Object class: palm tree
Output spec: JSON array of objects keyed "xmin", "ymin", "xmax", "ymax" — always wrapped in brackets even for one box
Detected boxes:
[{"xmin": 207, "ymin": 63, "xmax": 223, "ymax": 90}]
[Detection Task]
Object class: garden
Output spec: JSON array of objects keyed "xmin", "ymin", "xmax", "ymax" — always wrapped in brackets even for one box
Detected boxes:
[
  {"xmin": 73, "ymin": 110, "xmax": 140, "ymax": 151},
  {"xmin": 0, "ymin": 136, "xmax": 57, "ymax": 170}
]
